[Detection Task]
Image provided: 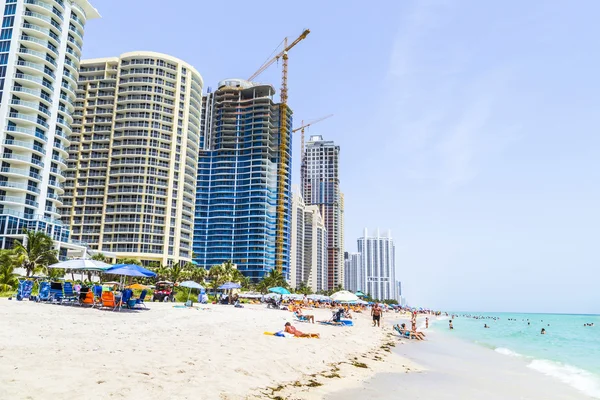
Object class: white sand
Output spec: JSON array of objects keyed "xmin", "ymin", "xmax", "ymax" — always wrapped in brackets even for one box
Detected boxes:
[{"xmin": 0, "ymin": 300, "xmax": 414, "ymax": 399}]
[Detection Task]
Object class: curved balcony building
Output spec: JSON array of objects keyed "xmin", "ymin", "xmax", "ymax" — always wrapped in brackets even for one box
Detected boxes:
[
  {"xmin": 193, "ymin": 79, "xmax": 292, "ymax": 280},
  {"xmin": 61, "ymin": 51, "xmax": 202, "ymax": 265},
  {"xmin": 0, "ymin": 0, "xmax": 99, "ymax": 253}
]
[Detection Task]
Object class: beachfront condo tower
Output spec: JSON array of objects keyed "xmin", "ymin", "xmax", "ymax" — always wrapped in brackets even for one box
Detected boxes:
[
  {"xmin": 60, "ymin": 52, "xmax": 203, "ymax": 265},
  {"xmin": 344, "ymin": 251, "xmax": 362, "ymax": 293},
  {"xmin": 193, "ymin": 79, "xmax": 292, "ymax": 281},
  {"xmin": 0, "ymin": 0, "xmax": 99, "ymax": 255},
  {"xmin": 357, "ymin": 228, "xmax": 396, "ymax": 301},
  {"xmin": 290, "ymin": 184, "xmax": 327, "ymax": 291},
  {"xmin": 301, "ymin": 134, "xmax": 344, "ymax": 289}
]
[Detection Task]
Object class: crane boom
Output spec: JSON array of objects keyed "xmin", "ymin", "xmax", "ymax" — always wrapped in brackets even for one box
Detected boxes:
[
  {"xmin": 293, "ymin": 114, "xmax": 334, "ymax": 162},
  {"xmin": 248, "ymin": 30, "xmax": 310, "ymax": 274}
]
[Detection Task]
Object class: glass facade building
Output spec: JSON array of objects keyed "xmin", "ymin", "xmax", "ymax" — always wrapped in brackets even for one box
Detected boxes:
[{"xmin": 194, "ymin": 79, "xmax": 292, "ymax": 280}]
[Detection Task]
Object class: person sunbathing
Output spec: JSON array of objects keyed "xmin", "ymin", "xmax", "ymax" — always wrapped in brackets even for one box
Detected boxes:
[
  {"xmin": 284, "ymin": 322, "xmax": 319, "ymax": 338},
  {"xmin": 296, "ymin": 308, "xmax": 315, "ymax": 323},
  {"xmin": 395, "ymin": 324, "xmax": 425, "ymax": 340}
]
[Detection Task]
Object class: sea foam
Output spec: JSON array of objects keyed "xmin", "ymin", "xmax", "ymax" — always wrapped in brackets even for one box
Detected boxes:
[
  {"xmin": 528, "ymin": 359, "xmax": 600, "ymax": 399},
  {"xmin": 494, "ymin": 347, "xmax": 522, "ymax": 357}
]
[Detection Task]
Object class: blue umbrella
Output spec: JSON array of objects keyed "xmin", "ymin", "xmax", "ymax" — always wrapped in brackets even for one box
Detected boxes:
[
  {"xmin": 355, "ymin": 291, "xmax": 367, "ymax": 298},
  {"xmin": 218, "ymin": 282, "xmax": 241, "ymax": 290},
  {"xmin": 269, "ymin": 286, "xmax": 290, "ymax": 295},
  {"xmin": 105, "ymin": 264, "xmax": 156, "ymax": 278}
]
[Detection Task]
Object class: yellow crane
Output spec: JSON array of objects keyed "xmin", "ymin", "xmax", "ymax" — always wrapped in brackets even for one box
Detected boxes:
[{"xmin": 248, "ymin": 29, "xmax": 310, "ymax": 273}]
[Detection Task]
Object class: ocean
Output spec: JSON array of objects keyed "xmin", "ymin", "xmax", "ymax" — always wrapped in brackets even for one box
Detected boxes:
[{"xmin": 431, "ymin": 312, "xmax": 600, "ymax": 398}]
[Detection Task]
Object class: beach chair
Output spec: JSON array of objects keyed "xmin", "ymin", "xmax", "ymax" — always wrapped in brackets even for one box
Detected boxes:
[
  {"xmin": 293, "ymin": 312, "xmax": 309, "ymax": 323},
  {"xmin": 135, "ymin": 290, "xmax": 148, "ymax": 309},
  {"xmin": 91, "ymin": 285, "xmax": 103, "ymax": 308},
  {"xmin": 49, "ymin": 282, "xmax": 63, "ymax": 303},
  {"xmin": 101, "ymin": 291, "xmax": 117, "ymax": 311},
  {"xmin": 119, "ymin": 289, "xmax": 133, "ymax": 311},
  {"xmin": 80, "ymin": 291, "xmax": 95, "ymax": 307},
  {"xmin": 77, "ymin": 287, "xmax": 91, "ymax": 306},
  {"xmin": 14, "ymin": 280, "xmax": 34, "ymax": 301},
  {"xmin": 37, "ymin": 282, "xmax": 51, "ymax": 302},
  {"xmin": 61, "ymin": 282, "xmax": 78, "ymax": 305}
]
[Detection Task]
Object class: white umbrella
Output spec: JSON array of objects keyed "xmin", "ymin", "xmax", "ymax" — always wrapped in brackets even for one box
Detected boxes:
[
  {"xmin": 179, "ymin": 281, "xmax": 204, "ymax": 301},
  {"xmin": 330, "ymin": 290, "xmax": 359, "ymax": 303},
  {"xmin": 47, "ymin": 259, "xmax": 111, "ymax": 271}
]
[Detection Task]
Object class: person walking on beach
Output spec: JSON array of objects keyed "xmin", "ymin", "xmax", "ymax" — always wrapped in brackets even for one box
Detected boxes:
[
  {"xmin": 371, "ymin": 304, "xmax": 382, "ymax": 327},
  {"xmin": 425, "ymin": 317, "xmax": 429, "ymax": 329}
]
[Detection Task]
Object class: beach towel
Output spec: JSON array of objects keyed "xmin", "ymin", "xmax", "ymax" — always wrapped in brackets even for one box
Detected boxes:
[{"xmin": 263, "ymin": 331, "xmax": 295, "ymax": 338}]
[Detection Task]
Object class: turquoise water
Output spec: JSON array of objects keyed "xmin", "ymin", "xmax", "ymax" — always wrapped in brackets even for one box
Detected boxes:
[{"xmin": 430, "ymin": 313, "xmax": 600, "ymax": 398}]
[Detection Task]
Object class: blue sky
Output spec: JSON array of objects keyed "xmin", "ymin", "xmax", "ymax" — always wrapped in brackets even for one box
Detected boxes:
[{"xmin": 85, "ymin": 0, "xmax": 599, "ymax": 314}]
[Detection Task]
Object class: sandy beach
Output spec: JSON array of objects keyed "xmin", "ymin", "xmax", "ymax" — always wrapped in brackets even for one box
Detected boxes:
[{"xmin": 0, "ymin": 299, "xmax": 415, "ymax": 399}]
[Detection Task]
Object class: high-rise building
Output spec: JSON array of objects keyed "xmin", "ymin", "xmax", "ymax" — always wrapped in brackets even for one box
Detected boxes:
[
  {"xmin": 289, "ymin": 185, "xmax": 327, "ymax": 291},
  {"xmin": 61, "ymin": 51, "xmax": 202, "ymax": 265},
  {"xmin": 0, "ymin": 0, "xmax": 99, "ymax": 254},
  {"xmin": 357, "ymin": 229, "xmax": 396, "ymax": 301},
  {"xmin": 304, "ymin": 204, "xmax": 327, "ymax": 292},
  {"xmin": 302, "ymin": 134, "xmax": 343, "ymax": 289},
  {"xmin": 344, "ymin": 251, "xmax": 362, "ymax": 293},
  {"xmin": 289, "ymin": 185, "xmax": 304, "ymax": 288},
  {"xmin": 193, "ymin": 79, "xmax": 292, "ymax": 280}
]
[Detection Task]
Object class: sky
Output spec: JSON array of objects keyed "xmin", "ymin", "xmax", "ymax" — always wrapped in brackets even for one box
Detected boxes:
[{"xmin": 84, "ymin": 0, "xmax": 600, "ymax": 314}]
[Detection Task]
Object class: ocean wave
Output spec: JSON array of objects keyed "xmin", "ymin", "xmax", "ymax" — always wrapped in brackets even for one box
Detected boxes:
[
  {"xmin": 528, "ymin": 359, "xmax": 600, "ymax": 399},
  {"xmin": 495, "ymin": 347, "xmax": 523, "ymax": 357}
]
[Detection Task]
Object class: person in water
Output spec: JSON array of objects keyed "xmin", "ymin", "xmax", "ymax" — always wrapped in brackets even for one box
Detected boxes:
[
  {"xmin": 541, "ymin": 328, "xmax": 546, "ymax": 335},
  {"xmin": 484, "ymin": 324, "xmax": 489, "ymax": 328},
  {"xmin": 284, "ymin": 322, "xmax": 319, "ymax": 338},
  {"xmin": 449, "ymin": 320, "xmax": 454, "ymax": 330}
]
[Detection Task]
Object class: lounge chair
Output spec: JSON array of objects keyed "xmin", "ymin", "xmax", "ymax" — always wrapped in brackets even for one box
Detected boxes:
[
  {"xmin": 101, "ymin": 291, "xmax": 117, "ymax": 311},
  {"xmin": 293, "ymin": 312, "xmax": 309, "ymax": 323},
  {"xmin": 135, "ymin": 290, "xmax": 148, "ymax": 309},
  {"xmin": 37, "ymin": 282, "xmax": 51, "ymax": 302},
  {"xmin": 13, "ymin": 280, "xmax": 33, "ymax": 301},
  {"xmin": 62, "ymin": 282, "xmax": 78, "ymax": 305},
  {"xmin": 49, "ymin": 282, "xmax": 63, "ymax": 303},
  {"xmin": 119, "ymin": 289, "xmax": 133, "ymax": 311},
  {"xmin": 91, "ymin": 285, "xmax": 103, "ymax": 308}
]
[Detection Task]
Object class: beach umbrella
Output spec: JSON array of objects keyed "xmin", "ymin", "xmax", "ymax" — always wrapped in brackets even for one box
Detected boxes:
[
  {"xmin": 268, "ymin": 286, "xmax": 290, "ymax": 295},
  {"xmin": 179, "ymin": 280, "xmax": 205, "ymax": 302},
  {"xmin": 354, "ymin": 291, "xmax": 367, "ymax": 298},
  {"xmin": 105, "ymin": 264, "xmax": 157, "ymax": 278},
  {"xmin": 47, "ymin": 259, "xmax": 111, "ymax": 271},
  {"xmin": 330, "ymin": 290, "xmax": 359, "ymax": 303},
  {"xmin": 218, "ymin": 282, "xmax": 241, "ymax": 290},
  {"xmin": 126, "ymin": 283, "xmax": 149, "ymax": 290}
]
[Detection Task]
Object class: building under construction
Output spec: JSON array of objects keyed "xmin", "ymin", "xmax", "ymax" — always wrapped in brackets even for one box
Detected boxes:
[{"xmin": 193, "ymin": 79, "xmax": 292, "ymax": 280}]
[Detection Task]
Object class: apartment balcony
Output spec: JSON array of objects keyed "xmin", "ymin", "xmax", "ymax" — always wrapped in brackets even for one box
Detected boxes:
[
  {"xmin": 1, "ymin": 152, "xmax": 44, "ymax": 168},
  {"xmin": 4, "ymin": 139, "xmax": 46, "ymax": 156},
  {"xmin": 0, "ymin": 181, "xmax": 41, "ymax": 195},
  {"xmin": 15, "ymin": 60, "xmax": 55, "ymax": 80},
  {"xmin": 11, "ymin": 85, "xmax": 52, "ymax": 105},
  {"xmin": 13, "ymin": 73, "xmax": 53, "ymax": 92},
  {"xmin": 0, "ymin": 195, "xmax": 39, "ymax": 208}
]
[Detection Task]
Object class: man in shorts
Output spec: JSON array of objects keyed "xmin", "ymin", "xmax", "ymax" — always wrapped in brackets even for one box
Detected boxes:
[{"xmin": 371, "ymin": 304, "xmax": 382, "ymax": 327}]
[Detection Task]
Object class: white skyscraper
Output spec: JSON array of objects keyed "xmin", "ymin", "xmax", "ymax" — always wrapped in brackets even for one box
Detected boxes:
[
  {"xmin": 0, "ymin": 0, "xmax": 99, "ymax": 255},
  {"xmin": 289, "ymin": 185, "xmax": 327, "ymax": 292},
  {"xmin": 357, "ymin": 229, "xmax": 396, "ymax": 301},
  {"xmin": 344, "ymin": 252, "xmax": 362, "ymax": 292}
]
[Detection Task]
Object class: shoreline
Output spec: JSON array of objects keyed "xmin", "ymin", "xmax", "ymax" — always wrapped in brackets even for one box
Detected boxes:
[{"xmin": 327, "ymin": 328, "xmax": 597, "ymax": 400}]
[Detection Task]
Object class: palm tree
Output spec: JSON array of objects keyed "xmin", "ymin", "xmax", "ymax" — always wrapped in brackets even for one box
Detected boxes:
[
  {"xmin": 208, "ymin": 264, "xmax": 226, "ymax": 300},
  {"xmin": 296, "ymin": 281, "xmax": 313, "ymax": 295},
  {"xmin": 117, "ymin": 257, "xmax": 140, "ymax": 265},
  {"xmin": 13, "ymin": 230, "xmax": 58, "ymax": 277},
  {"xmin": 188, "ymin": 264, "xmax": 207, "ymax": 284},
  {"xmin": 256, "ymin": 268, "xmax": 288, "ymax": 294},
  {"xmin": 0, "ymin": 250, "xmax": 18, "ymax": 292}
]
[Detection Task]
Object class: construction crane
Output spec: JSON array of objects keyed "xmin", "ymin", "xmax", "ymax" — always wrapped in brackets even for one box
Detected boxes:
[
  {"xmin": 248, "ymin": 29, "xmax": 310, "ymax": 273},
  {"xmin": 293, "ymin": 114, "xmax": 334, "ymax": 161}
]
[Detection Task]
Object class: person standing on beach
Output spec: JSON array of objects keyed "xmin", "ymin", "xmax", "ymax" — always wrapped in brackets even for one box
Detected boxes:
[
  {"xmin": 303, "ymin": 294, "xmax": 309, "ymax": 308},
  {"xmin": 371, "ymin": 304, "xmax": 382, "ymax": 327},
  {"xmin": 426, "ymin": 317, "xmax": 429, "ymax": 329}
]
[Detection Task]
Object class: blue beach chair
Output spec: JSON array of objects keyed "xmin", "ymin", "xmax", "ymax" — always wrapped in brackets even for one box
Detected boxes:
[
  {"xmin": 15, "ymin": 280, "xmax": 34, "ymax": 301},
  {"xmin": 62, "ymin": 282, "xmax": 77, "ymax": 305},
  {"xmin": 91, "ymin": 285, "xmax": 103, "ymax": 308},
  {"xmin": 37, "ymin": 282, "xmax": 51, "ymax": 302},
  {"xmin": 136, "ymin": 290, "xmax": 148, "ymax": 309}
]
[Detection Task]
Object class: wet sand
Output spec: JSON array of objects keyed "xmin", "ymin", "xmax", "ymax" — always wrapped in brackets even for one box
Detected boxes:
[{"xmin": 327, "ymin": 330, "xmax": 593, "ymax": 399}]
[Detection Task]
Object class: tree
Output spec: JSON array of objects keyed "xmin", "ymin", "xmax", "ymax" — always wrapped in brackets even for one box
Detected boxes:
[
  {"xmin": 117, "ymin": 257, "xmax": 140, "ymax": 265},
  {"xmin": 13, "ymin": 230, "xmax": 58, "ymax": 277},
  {"xmin": 256, "ymin": 268, "xmax": 288, "ymax": 294},
  {"xmin": 0, "ymin": 250, "xmax": 18, "ymax": 292},
  {"xmin": 207, "ymin": 264, "xmax": 226, "ymax": 300},
  {"xmin": 187, "ymin": 264, "xmax": 207, "ymax": 284},
  {"xmin": 167, "ymin": 263, "xmax": 189, "ymax": 283},
  {"xmin": 91, "ymin": 253, "xmax": 106, "ymax": 262},
  {"xmin": 295, "ymin": 281, "xmax": 313, "ymax": 295}
]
